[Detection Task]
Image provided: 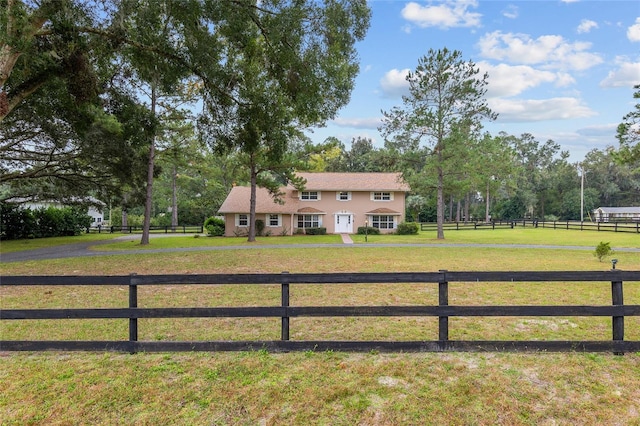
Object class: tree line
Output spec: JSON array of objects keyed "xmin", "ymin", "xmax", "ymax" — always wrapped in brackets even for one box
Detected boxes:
[
  {"xmin": 1, "ymin": 2, "xmax": 638, "ymax": 242},
  {"xmin": 306, "ymin": 133, "xmax": 639, "ymax": 224}
]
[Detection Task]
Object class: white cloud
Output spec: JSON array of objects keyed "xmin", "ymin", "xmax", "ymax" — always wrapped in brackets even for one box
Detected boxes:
[
  {"xmin": 576, "ymin": 124, "xmax": 617, "ymax": 138},
  {"xmin": 577, "ymin": 19, "xmax": 598, "ymax": 34},
  {"xmin": 628, "ymin": 17, "xmax": 640, "ymax": 42},
  {"xmin": 600, "ymin": 61, "xmax": 640, "ymax": 88},
  {"xmin": 490, "ymin": 97, "xmax": 597, "ymax": 122},
  {"xmin": 401, "ymin": 0, "xmax": 481, "ymax": 29},
  {"xmin": 379, "ymin": 68, "xmax": 410, "ymax": 98},
  {"xmin": 478, "ymin": 62, "xmax": 575, "ymax": 98},
  {"xmin": 502, "ymin": 5, "xmax": 518, "ymax": 19},
  {"xmin": 477, "ymin": 31, "xmax": 603, "ymax": 71},
  {"xmin": 332, "ymin": 117, "xmax": 382, "ymax": 129}
]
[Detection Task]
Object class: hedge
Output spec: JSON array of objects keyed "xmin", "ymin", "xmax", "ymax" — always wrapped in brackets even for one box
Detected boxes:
[{"xmin": 0, "ymin": 203, "xmax": 92, "ymax": 240}]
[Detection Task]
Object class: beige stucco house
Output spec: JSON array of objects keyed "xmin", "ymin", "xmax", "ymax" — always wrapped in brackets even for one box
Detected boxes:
[{"xmin": 218, "ymin": 172, "xmax": 410, "ymax": 236}]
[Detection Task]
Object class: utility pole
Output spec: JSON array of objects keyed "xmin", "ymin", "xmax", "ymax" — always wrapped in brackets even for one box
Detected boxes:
[{"xmin": 580, "ymin": 163, "xmax": 584, "ymax": 223}]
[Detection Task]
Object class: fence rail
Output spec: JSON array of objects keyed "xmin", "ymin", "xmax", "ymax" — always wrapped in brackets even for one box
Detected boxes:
[
  {"xmin": 2, "ymin": 271, "xmax": 639, "ymax": 354},
  {"xmin": 420, "ymin": 220, "xmax": 640, "ymax": 233},
  {"xmin": 88, "ymin": 225, "xmax": 204, "ymax": 234}
]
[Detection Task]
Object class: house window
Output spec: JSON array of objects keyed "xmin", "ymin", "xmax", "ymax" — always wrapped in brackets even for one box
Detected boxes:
[
  {"xmin": 236, "ymin": 214, "xmax": 248, "ymax": 227},
  {"xmin": 372, "ymin": 192, "xmax": 392, "ymax": 201},
  {"xmin": 268, "ymin": 214, "xmax": 281, "ymax": 227},
  {"xmin": 297, "ymin": 214, "xmax": 320, "ymax": 228},
  {"xmin": 372, "ymin": 215, "xmax": 395, "ymax": 229},
  {"xmin": 337, "ymin": 191, "xmax": 351, "ymax": 201},
  {"xmin": 301, "ymin": 191, "xmax": 320, "ymax": 200}
]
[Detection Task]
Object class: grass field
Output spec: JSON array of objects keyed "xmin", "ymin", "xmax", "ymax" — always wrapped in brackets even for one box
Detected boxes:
[{"xmin": 1, "ymin": 228, "xmax": 639, "ymax": 425}]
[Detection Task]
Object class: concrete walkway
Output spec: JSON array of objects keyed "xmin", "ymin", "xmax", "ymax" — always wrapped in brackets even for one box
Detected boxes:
[{"xmin": 340, "ymin": 234, "xmax": 354, "ymax": 244}]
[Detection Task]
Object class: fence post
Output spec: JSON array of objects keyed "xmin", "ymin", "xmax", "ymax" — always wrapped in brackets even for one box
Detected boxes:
[
  {"xmin": 438, "ymin": 270, "xmax": 449, "ymax": 349},
  {"xmin": 611, "ymin": 274, "xmax": 624, "ymax": 355},
  {"xmin": 281, "ymin": 271, "xmax": 290, "ymax": 341},
  {"xmin": 129, "ymin": 273, "xmax": 138, "ymax": 354}
]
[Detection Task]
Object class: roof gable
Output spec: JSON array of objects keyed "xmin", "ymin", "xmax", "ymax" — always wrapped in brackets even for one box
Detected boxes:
[{"xmin": 218, "ymin": 186, "xmax": 298, "ymax": 214}]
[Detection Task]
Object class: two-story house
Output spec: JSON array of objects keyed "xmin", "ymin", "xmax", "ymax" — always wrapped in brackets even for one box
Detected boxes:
[{"xmin": 217, "ymin": 172, "xmax": 410, "ymax": 236}]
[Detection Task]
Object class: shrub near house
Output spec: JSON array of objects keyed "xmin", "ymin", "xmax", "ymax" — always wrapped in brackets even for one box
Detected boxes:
[
  {"xmin": 0, "ymin": 203, "xmax": 91, "ymax": 240},
  {"xmin": 217, "ymin": 173, "xmax": 411, "ymax": 236}
]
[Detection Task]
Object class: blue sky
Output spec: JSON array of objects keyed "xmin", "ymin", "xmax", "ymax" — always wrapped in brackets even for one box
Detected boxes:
[{"xmin": 307, "ymin": 0, "xmax": 640, "ymax": 162}]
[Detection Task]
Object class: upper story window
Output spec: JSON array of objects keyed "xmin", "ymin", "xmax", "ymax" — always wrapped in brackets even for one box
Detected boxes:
[
  {"xmin": 337, "ymin": 191, "xmax": 351, "ymax": 201},
  {"xmin": 301, "ymin": 191, "xmax": 320, "ymax": 200},
  {"xmin": 372, "ymin": 192, "xmax": 393, "ymax": 201}
]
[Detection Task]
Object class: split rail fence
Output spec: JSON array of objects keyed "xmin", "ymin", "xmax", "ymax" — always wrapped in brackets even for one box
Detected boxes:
[
  {"xmin": 2, "ymin": 271, "xmax": 639, "ymax": 354},
  {"xmin": 420, "ymin": 220, "xmax": 640, "ymax": 233},
  {"xmin": 88, "ymin": 225, "xmax": 204, "ymax": 234}
]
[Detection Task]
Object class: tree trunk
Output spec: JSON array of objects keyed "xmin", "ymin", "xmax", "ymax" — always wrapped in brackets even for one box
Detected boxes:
[
  {"xmin": 1, "ymin": 3, "xmax": 49, "ymax": 121},
  {"xmin": 171, "ymin": 164, "xmax": 178, "ymax": 230},
  {"xmin": 436, "ymin": 166, "xmax": 445, "ymax": 239},
  {"xmin": 121, "ymin": 209, "xmax": 128, "ymax": 232},
  {"xmin": 448, "ymin": 196, "xmax": 453, "ymax": 222},
  {"xmin": 248, "ymin": 164, "xmax": 257, "ymax": 242},
  {"xmin": 140, "ymin": 84, "xmax": 157, "ymax": 245},
  {"xmin": 456, "ymin": 199, "xmax": 461, "ymax": 222},
  {"xmin": 465, "ymin": 193, "xmax": 470, "ymax": 223},
  {"xmin": 485, "ymin": 181, "xmax": 490, "ymax": 222}
]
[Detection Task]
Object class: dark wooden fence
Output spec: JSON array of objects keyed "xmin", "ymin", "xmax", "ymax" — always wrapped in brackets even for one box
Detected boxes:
[
  {"xmin": 421, "ymin": 220, "xmax": 640, "ymax": 233},
  {"xmin": 88, "ymin": 225, "xmax": 204, "ymax": 234},
  {"xmin": 2, "ymin": 271, "xmax": 639, "ymax": 354}
]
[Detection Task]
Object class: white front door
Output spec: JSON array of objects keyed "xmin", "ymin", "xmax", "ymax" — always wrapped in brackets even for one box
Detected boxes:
[{"xmin": 335, "ymin": 214, "xmax": 353, "ymax": 233}]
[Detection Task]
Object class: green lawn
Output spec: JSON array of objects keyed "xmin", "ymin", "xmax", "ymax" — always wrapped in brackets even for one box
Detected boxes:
[
  {"xmin": 2, "ymin": 226, "xmax": 636, "ymax": 254},
  {"xmin": 93, "ymin": 233, "xmax": 344, "ymax": 250},
  {"xmin": 353, "ymin": 227, "xmax": 640, "ymax": 247}
]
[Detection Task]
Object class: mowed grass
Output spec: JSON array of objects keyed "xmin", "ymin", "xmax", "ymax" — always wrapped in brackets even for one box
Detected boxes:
[
  {"xmin": 1, "ymin": 226, "xmax": 637, "ymax": 254},
  {"xmin": 1, "ymin": 230, "xmax": 640, "ymax": 425},
  {"xmin": 352, "ymin": 226, "xmax": 640, "ymax": 247}
]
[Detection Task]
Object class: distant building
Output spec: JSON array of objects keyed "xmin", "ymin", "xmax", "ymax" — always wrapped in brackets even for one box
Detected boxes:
[
  {"xmin": 9, "ymin": 197, "xmax": 106, "ymax": 227},
  {"xmin": 593, "ymin": 207, "xmax": 640, "ymax": 222}
]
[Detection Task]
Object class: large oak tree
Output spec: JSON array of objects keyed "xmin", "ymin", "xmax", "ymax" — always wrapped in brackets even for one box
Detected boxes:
[
  {"xmin": 199, "ymin": 0, "xmax": 371, "ymax": 242},
  {"xmin": 2, "ymin": 0, "xmax": 370, "ymax": 244}
]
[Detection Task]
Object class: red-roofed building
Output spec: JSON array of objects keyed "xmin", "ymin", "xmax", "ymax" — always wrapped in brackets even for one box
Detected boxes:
[{"xmin": 217, "ymin": 172, "xmax": 410, "ymax": 236}]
